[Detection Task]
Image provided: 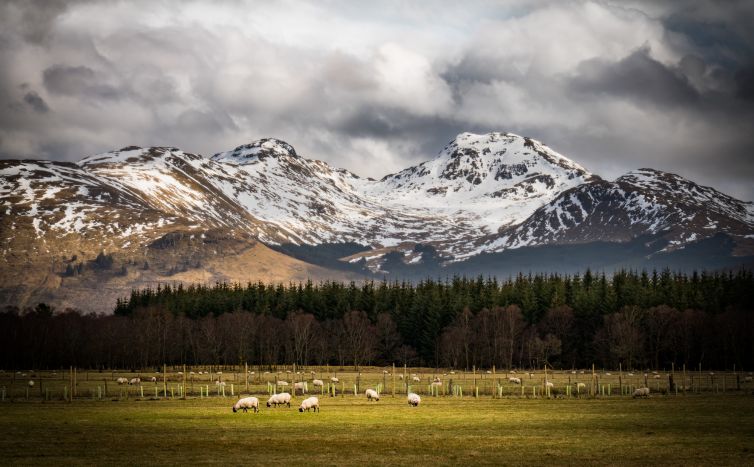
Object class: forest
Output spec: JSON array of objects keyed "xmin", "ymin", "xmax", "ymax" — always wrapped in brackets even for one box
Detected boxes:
[{"xmin": 2, "ymin": 270, "xmax": 753, "ymax": 371}]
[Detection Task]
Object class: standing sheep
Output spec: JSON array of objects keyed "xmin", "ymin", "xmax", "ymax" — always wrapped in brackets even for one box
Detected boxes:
[
  {"xmin": 293, "ymin": 381, "xmax": 308, "ymax": 395},
  {"xmin": 366, "ymin": 389, "xmax": 380, "ymax": 401},
  {"xmin": 266, "ymin": 392, "xmax": 291, "ymax": 408},
  {"xmin": 508, "ymin": 377, "xmax": 522, "ymax": 385},
  {"xmin": 116, "ymin": 377, "xmax": 129, "ymax": 385},
  {"xmin": 312, "ymin": 379, "xmax": 324, "ymax": 387},
  {"xmin": 299, "ymin": 396, "xmax": 320, "ymax": 412},
  {"xmin": 129, "ymin": 378, "xmax": 141, "ymax": 385},
  {"xmin": 632, "ymin": 387, "xmax": 650, "ymax": 398},
  {"xmin": 232, "ymin": 396, "xmax": 259, "ymax": 413},
  {"xmin": 412, "ymin": 376, "xmax": 421, "ymax": 383},
  {"xmin": 407, "ymin": 393, "xmax": 421, "ymax": 407}
]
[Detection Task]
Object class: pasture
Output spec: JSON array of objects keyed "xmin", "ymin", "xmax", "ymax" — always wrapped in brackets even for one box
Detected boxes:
[{"xmin": 2, "ymin": 368, "xmax": 754, "ymax": 465}]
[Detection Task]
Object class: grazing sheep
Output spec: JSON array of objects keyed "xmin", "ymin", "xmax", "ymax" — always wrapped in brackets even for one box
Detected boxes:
[
  {"xmin": 116, "ymin": 377, "xmax": 129, "ymax": 385},
  {"xmin": 508, "ymin": 377, "xmax": 522, "ymax": 385},
  {"xmin": 407, "ymin": 393, "xmax": 421, "ymax": 407},
  {"xmin": 628, "ymin": 373, "xmax": 635, "ymax": 376},
  {"xmin": 189, "ymin": 371, "xmax": 195, "ymax": 375},
  {"xmin": 398, "ymin": 375, "xmax": 404, "ymax": 380},
  {"xmin": 605, "ymin": 372, "xmax": 612, "ymax": 376},
  {"xmin": 232, "ymin": 396, "xmax": 259, "ymax": 413},
  {"xmin": 450, "ymin": 371, "xmax": 456, "ymax": 375},
  {"xmin": 545, "ymin": 381, "xmax": 554, "ymax": 388},
  {"xmin": 293, "ymin": 381, "xmax": 308, "ymax": 394},
  {"xmin": 412, "ymin": 376, "xmax": 421, "ymax": 382},
  {"xmin": 653, "ymin": 374, "xmax": 661, "ymax": 379},
  {"xmin": 28, "ymin": 380, "xmax": 34, "ymax": 387},
  {"xmin": 330, "ymin": 377, "xmax": 339, "ymax": 383},
  {"xmin": 267, "ymin": 392, "xmax": 291, "ymax": 408},
  {"xmin": 366, "ymin": 388, "xmax": 380, "ymax": 401},
  {"xmin": 576, "ymin": 382, "xmax": 586, "ymax": 390},
  {"xmin": 150, "ymin": 376, "xmax": 157, "ymax": 383},
  {"xmin": 215, "ymin": 380, "xmax": 226, "ymax": 386},
  {"xmin": 312, "ymin": 379, "xmax": 324, "ymax": 387},
  {"xmin": 129, "ymin": 378, "xmax": 141, "ymax": 385},
  {"xmin": 571, "ymin": 371, "xmax": 577, "ymax": 375},
  {"xmin": 299, "ymin": 396, "xmax": 320, "ymax": 412},
  {"xmin": 486, "ymin": 370, "xmax": 491, "ymax": 374},
  {"xmin": 276, "ymin": 380, "xmax": 289, "ymax": 387},
  {"xmin": 633, "ymin": 387, "xmax": 650, "ymax": 398}
]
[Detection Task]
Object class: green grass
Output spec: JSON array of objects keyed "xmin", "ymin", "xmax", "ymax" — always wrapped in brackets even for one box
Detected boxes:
[{"xmin": 1, "ymin": 395, "xmax": 754, "ymax": 465}]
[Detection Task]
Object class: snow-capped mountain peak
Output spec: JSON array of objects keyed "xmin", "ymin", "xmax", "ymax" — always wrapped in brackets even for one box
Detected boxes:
[{"xmin": 211, "ymin": 138, "xmax": 298, "ymax": 164}]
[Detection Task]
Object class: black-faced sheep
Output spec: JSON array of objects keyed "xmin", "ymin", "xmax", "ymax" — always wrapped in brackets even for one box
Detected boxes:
[
  {"xmin": 366, "ymin": 388, "xmax": 380, "ymax": 401},
  {"xmin": 232, "ymin": 396, "xmax": 259, "ymax": 413},
  {"xmin": 299, "ymin": 396, "xmax": 320, "ymax": 412},
  {"xmin": 266, "ymin": 392, "xmax": 291, "ymax": 408},
  {"xmin": 407, "ymin": 392, "xmax": 421, "ymax": 407},
  {"xmin": 633, "ymin": 387, "xmax": 650, "ymax": 398}
]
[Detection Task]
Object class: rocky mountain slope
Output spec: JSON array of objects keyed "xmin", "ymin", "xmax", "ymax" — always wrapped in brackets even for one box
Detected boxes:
[{"xmin": 1, "ymin": 132, "xmax": 753, "ymax": 312}]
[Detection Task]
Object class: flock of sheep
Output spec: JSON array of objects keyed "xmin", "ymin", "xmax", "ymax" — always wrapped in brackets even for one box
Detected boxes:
[{"xmin": 231, "ymin": 389, "xmax": 423, "ymax": 414}]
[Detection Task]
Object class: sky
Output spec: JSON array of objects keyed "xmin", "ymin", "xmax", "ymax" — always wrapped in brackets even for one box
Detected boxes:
[{"xmin": 1, "ymin": 0, "xmax": 753, "ymax": 200}]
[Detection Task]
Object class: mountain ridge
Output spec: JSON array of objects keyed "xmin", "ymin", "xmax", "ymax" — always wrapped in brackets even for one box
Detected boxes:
[{"xmin": 1, "ymin": 131, "xmax": 753, "ymax": 312}]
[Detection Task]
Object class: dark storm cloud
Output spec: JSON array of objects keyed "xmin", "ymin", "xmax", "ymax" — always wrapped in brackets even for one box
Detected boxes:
[
  {"xmin": 0, "ymin": 0, "xmax": 753, "ymax": 200},
  {"xmin": 43, "ymin": 65, "xmax": 125, "ymax": 101},
  {"xmin": 23, "ymin": 91, "xmax": 49, "ymax": 113},
  {"xmin": 570, "ymin": 48, "xmax": 699, "ymax": 107}
]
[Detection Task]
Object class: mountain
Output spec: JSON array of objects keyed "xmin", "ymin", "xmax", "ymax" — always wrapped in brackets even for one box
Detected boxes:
[{"xmin": 1, "ymin": 132, "xmax": 753, "ymax": 312}]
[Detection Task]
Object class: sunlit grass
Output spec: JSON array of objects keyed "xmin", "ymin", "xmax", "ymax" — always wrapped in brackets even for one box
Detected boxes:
[{"xmin": 1, "ymin": 395, "xmax": 753, "ymax": 465}]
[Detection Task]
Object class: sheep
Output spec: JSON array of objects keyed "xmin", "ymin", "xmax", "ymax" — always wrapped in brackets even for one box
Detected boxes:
[
  {"xmin": 276, "ymin": 380, "xmax": 289, "ymax": 387},
  {"xmin": 232, "ymin": 396, "xmax": 259, "ymax": 413},
  {"xmin": 330, "ymin": 377, "xmax": 339, "ymax": 383},
  {"xmin": 744, "ymin": 376, "xmax": 752, "ymax": 383},
  {"xmin": 310, "ymin": 370, "xmax": 316, "ymax": 375},
  {"xmin": 633, "ymin": 387, "xmax": 650, "ymax": 398},
  {"xmin": 508, "ymin": 377, "xmax": 522, "ymax": 385},
  {"xmin": 312, "ymin": 379, "xmax": 324, "ymax": 387},
  {"xmin": 545, "ymin": 381, "xmax": 554, "ymax": 389},
  {"xmin": 366, "ymin": 388, "xmax": 380, "ymax": 401},
  {"xmin": 150, "ymin": 376, "xmax": 157, "ymax": 383},
  {"xmin": 653, "ymin": 374, "xmax": 661, "ymax": 379},
  {"xmin": 407, "ymin": 393, "xmax": 421, "ymax": 407},
  {"xmin": 267, "ymin": 392, "xmax": 291, "ymax": 408},
  {"xmin": 398, "ymin": 375, "xmax": 404, "ymax": 380},
  {"xmin": 571, "ymin": 370, "xmax": 577, "ymax": 374},
  {"xmin": 129, "ymin": 378, "xmax": 141, "ymax": 385},
  {"xmin": 412, "ymin": 376, "xmax": 421, "ymax": 383},
  {"xmin": 299, "ymin": 396, "xmax": 320, "ymax": 412},
  {"xmin": 293, "ymin": 381, "xmax": 308, "ymax": 394},
  {"xmin": 576, "ymin": 382, "xmax": 586, "ymax": 391},
  {"xmin": 116, "ymin": 377, "xmax": 129, "ymax": 385},
  {"xmin": 486, "ymin": 370, "xmax": 492, "ymax": 374},
  {"xmin": 28, "ymin": 380, "xmax": 34, "ymax": 387},
  {"xmin": 628, "ymin": 372, "xmax": 635, "ymax": 377},
  {"xmin": 605, "ymin": 372, "xmax": 612, "ymax": 376},
  {"xmin": 450, "ymin": 371, "xmax": 456, "ymax": 375},
  {"xmin": 215, "ymin": 381, "xmax": 226, "ymax": 387}
]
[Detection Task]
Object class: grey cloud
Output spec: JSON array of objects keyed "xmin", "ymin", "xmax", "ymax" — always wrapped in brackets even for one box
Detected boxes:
[
  {"xmin": 570, "ymin": 48, "xmax": 699, "ymax": 107},
  {"xmin": 23, "ymin": 91, "xmax": 49, "ymax": 113},
  {"xmin": 43, "ymin": 65, "xmax": 124, "ymax": 100}
]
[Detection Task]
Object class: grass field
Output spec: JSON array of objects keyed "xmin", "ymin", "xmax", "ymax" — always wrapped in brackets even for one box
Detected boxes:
[{"xmin": 2, "ymin": 395, "xmax": 754, "ymax": 465}]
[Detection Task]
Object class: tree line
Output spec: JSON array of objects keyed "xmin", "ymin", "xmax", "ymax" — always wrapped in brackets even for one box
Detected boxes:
[{"xmin": 2, "ymin": 270, "xmax": 753, "ymax": 371}]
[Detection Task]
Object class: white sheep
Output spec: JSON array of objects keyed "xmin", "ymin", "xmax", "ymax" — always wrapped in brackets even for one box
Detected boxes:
[
  {"xmin": 116, "ymin": 377, "xmax": 129, "ymax": 385},
  {"xmin": 545, "ymin": 381, "xmax": 554, "ymax": 389},
  {"xmin": 628, "ymin": 373, "xmax": 635, "ymax": 376},
  {"xmin": 293, "ymin": 381, "xmax": 308, "ymax": 394},
  {"xmin": 571, "ymin": 370, "xmax": 577, "ymax": 374},
  {"xmin": 366, "ymin": 388, "xmax": 380, "ymax": 401},
  {"xmin": 398, "ymin": 375, "xmax": 404, "ymax": 380},
  {"xmin": 412, "ymin": 376, "xmax": 421, "ymax": 382},
  {"xmin": 312, "ymin": 379, "xmax": 324, "ymax": 387},
  {"xmin": 633, "ymin": 387, "xmax": 650, "ymax": 398},
  {"xmin": 407, "ymin": 392, "xmax": 421, "ymax": 407},
  {"xmin": 653, "ymin": 374, "xmax": 661, "ymax": 379},
  {"xmin": 129, "ymin": 377, "xmax": 141, "ymax": 385},
  {"xmin": 150, "ymin": 376, "xmax": 157, "ymax": 383},
  {"xmin": 744, "ymin": 376, "xmax": 752, "ymax": 383},
  {"xmin": 28, "ymin": 380, "xmax": 34, "ymax": 387},
  {"xmin": 232, "ymin": 396, "xmax": 259, "ymax": 413},
  {"xmin": 330, "ymin": 377, "xmax": 339, "ymax": 383},
  {"xmin": 299, "ymin": 396, "xmax": 320, "ymax": 412},
  {"xmin": 215, "ymin": 380, "xmax": 226, "ymax": 386},
  {"xmin": 276, "ymin": 380, "xmax": 289, "ymax": 387},
  {"xmin": 508, "ymin": 377, "xmax": 522, "ymax": 385},
  {"xmin": 267, "ymin": 392, "xmax": 291, "ymax": 408},
  {"xmin": 576, "ymin": 382, "xmax": 586, "ymax": 391},
  {"xmin": 605, "ymin": 372, "xmax": 611, "ymax": 376}
]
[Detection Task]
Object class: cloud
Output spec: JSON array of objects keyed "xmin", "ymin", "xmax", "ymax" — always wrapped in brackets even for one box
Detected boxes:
[
  {"xmin": 0, "ymin": 0, "xmax": 752, "ymax": 201},
  {"xmin": 22, "ymin": 91, "xmax": 49, "ymax": 113}
]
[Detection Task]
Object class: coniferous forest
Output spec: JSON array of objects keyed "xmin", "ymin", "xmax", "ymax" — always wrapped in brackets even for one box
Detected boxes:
[{"xmin": 2, "ymin": 270, "xmax": 753, "ymax": 371}]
